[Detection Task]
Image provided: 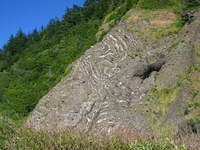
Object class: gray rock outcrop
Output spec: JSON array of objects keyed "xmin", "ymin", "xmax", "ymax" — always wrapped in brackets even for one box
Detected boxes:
[{"xmin": 26, "ymin": 9, "xmax": 200, "ymax": 136}]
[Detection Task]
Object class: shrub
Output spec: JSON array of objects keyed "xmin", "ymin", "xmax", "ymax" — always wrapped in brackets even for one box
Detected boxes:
[
  {"xmin": 183, "ymin": 0, "xmax": 200, "ymax": 8},
  {"xmin": 137, "ymin": 0, "xmax": 182, "ymax": 10}
]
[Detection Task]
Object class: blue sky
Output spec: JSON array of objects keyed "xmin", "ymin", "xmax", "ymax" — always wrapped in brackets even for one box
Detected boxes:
[{"xmin": 0, "ymin": 0, "xmax": 85, "ymax": 49}]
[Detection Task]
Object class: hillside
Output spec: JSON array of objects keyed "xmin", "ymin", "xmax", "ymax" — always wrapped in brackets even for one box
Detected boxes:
[
  {"xmin": 0, "ymin": 0, "xmax": 200, "ymax": 150},
  {"xmin": 0, "ymin": 0, "xmax": 133, "ymax": 121}
]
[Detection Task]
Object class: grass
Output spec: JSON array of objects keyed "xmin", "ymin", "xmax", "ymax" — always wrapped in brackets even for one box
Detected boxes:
[
  {"xmin": 0, "ymin": 117, "xmax": 188, "ymax": 150},
  {"xmin": 146, "ymin": 86, "xmax": 180, "ymax": 115},
  {"xmin": 195, "ymin": 43, "xmax": 200, "ymax": 60},
  {"xmin": 136, "ymin": 0, "xmax": 183, "ymax": 10},
  {"xmin": 176, "ymin": 62, "xmax": 200, "ymax": 144},
  {"xmin": 124, "ymin": 8, "xmax": 183, "ymax": 42},
  {"xmin": 105, "ymin": 0, "xmax": 139, "ymax": 24},
  {"xmin": 134, "ymin": 85, "xmax": 180, "ymax": 139},
  {"xmin": 139, "ymin": 65, "xmax": 199, "ymax": 146},
  {"xmin": 183, "ymin": 63, "xmax": 200, "ymax": 122},
  {"xmin": 182, "ymin": 0, "xmax": 200, "ymax": 10},
  {"xmin": 98, "ymin": 0, "xmax": 186, "ymax": 42},
  {"xmin": 166, "ymin": 39, "xmax": 180, "ymax": 53},
  {"xmin": 0, "ymin": 0, "xmax": 200, "ymax": 149},
  {"xmin": 179, "ymin": 117, "xmax": 200, "ymax": 138}
]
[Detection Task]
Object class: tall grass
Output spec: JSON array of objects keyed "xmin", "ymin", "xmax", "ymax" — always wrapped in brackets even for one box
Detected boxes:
[
  {"xmin": 3, "ymin": 128, "xmax": 187, "ymax": 150},
  {"xmin": 0, "ymin": 116, "xmax": 190, "ymax": 150},
  {"xmin": 1, "ymin": 115, "xmax": 199, "ymax": 150}
]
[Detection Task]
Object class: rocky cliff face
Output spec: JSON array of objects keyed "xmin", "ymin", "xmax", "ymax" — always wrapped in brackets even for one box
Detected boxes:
[{"xmin": 26, "ymin": 9, "xmax": 200, "ymax": 137}]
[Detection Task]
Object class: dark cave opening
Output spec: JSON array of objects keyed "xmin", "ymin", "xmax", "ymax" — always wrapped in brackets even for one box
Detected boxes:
[{"xmin": 134, "ymin": 58, "xmax": 166, "ymax": 80}]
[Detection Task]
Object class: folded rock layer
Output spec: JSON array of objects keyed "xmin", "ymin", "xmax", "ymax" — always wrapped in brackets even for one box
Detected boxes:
[{"xmin": 26, "ymin": 9, "xmax": 200, "ymax": 136}]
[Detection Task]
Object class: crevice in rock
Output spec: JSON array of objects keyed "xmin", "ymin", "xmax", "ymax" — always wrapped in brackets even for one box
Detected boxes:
[
  {"xmin": 134, "ymin": 58, "xmax": 166, "ymax": 80},
  {"xmin": 181, "ymin": 10, "xmax": 196, "ymax": 24}
]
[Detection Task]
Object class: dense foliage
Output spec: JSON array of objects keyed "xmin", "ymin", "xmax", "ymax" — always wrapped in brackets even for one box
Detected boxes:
[{"xmin": 183, "ymin": 0, "xmax": 200, "ymax": 8}]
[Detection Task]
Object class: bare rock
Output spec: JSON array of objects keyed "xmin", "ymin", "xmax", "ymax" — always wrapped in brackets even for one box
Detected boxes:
[{"xmin": 26, "ymin": 9, "xmax": 200, "ymax": 137}]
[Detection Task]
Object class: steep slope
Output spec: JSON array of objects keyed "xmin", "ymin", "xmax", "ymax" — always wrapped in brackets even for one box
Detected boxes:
[
  {"xmin": 26, "ymin": 8, "xmax": 200, "ymax": 138},
  {"xmin": 0, "ymin": 0, "xmax": 132, "ymax": 120}
]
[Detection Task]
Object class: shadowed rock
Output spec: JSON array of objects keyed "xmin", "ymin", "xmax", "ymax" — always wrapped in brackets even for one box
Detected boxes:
[
  {"xmin": 181, "ymin": 10, "xmax": 196, "ymax": 23},
  {"xmin": 134, "ymin": 58, "xmax": 166, "ymax": 79}
]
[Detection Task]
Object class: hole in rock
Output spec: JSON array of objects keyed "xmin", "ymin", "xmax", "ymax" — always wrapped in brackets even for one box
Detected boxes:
[{"xmin": 134, "ymin": 58, "xmax": 166, "ymax": 80}]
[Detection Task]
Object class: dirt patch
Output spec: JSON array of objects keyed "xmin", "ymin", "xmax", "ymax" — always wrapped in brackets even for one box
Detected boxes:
[
  {"xmin": 124, "ymin": 9, "xmax": 179, "ymax": 41},
  {"xmin": 150, "ymin": 11, "xmax": 176, "ymax": 26}
]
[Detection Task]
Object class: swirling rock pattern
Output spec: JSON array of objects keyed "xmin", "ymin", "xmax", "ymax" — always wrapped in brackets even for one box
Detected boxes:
[{"xmin": 26, "ymin": 9, "xmax": 200, "ymax": 135}]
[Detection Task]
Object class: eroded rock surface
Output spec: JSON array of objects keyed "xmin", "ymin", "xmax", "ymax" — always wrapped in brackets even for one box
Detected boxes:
[{"xmin": 26, "ymin": 9, "xmax": 200, "ymax": 136}]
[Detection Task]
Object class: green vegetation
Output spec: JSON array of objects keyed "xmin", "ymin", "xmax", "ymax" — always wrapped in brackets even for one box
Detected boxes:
[
  {"xmin": 0, "ymin": 19, "xmax": 100, "ymax": 120},
  {"xmin": 124, "ymin": 8, "xmax": 184, "ymax": 43},
  {"xmin": 123, "ymin": 0, "xmax": 200, "ymax": 41},
  {"xmin": 0, "ymin": 0, "xmax": 197, "ymax": 122},
  {"xmin": 105, "ymin": 0, "xmax": 139, "ymax": 23},
  {"xmin": 0, "ymin": 0, "xmax": 200, "ymax": 149},
  {"xmin": 136, "ymin": 0, "xmax": 200, "ymax": 10},
  {"xmin": 183, "ymin": 0, "xmax": 200, "ymax": 10},
  {"xmin": 0, "ymin": 0, "xmax": 136, "ymax": 148},
  {"xmin": 183, "ymin": 64, "xmax": 200, "ymax": 132},
  {"xmin": 0, "ymin": 117, "xmax": 187, "ymax": 150},
  {"xmin": 147, "ymin": 86, "xmax": 180, "ymax": 115},
  {"xmin": 185, "ymin": 117, "xmax": 200, "ymax": 134},
  {"xmin": 96, "ymin": 0, "xmax": 139, "ymax": 41},
  {"xmin": 166, "ymin": 40, "xmax": 180, "ymax": 53},
  {"xmin": 171, "ymin": 60, "xmax": 200, "ymax": 138},
  {"xmin": 180, "ymin": 117, "xmax": 200, "ymax": 136},
  {"xmin": 134, "ymin": 85, "xmax": 181, "ymax": 139},
  {"xmin": 137, "ymin": 0, "xmax": 183, "ymax": 10},
  {"xmin": 0, "ymin": 0, "xmax": 132, "ymax": 120}
]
